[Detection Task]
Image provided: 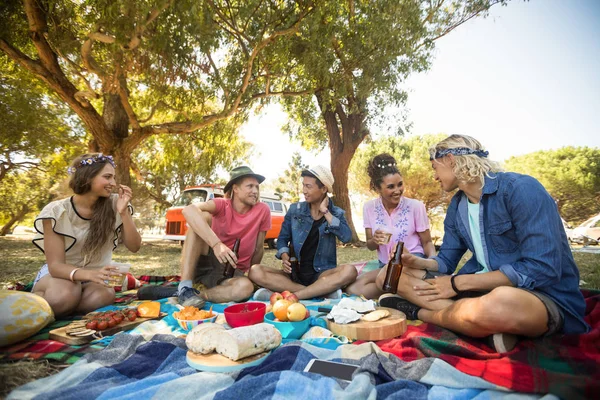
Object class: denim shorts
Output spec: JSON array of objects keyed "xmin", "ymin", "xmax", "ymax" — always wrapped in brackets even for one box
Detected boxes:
[
  {"xmin": 422, "ymin": 271, "xmax": 564, "ymax": 336},
  {"xmin": 32, "ymin": 264, "xmax": 92, "ymax": 290}
]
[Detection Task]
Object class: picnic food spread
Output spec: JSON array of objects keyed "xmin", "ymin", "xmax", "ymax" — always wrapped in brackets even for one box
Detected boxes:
[{"xmin": 186, "ymin": 322, "xmax": 282, "ymax": 361}]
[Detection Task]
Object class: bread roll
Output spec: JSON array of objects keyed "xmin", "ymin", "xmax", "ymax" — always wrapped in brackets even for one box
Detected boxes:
[{"xmin": 186, "ymin": 322, "xmax": 281, "ymax": 361}]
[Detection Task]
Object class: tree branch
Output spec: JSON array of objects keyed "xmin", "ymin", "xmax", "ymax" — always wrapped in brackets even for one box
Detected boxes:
[{"xmin": 124, "ymin": 0, "xmax": 175, "ymax": 50}]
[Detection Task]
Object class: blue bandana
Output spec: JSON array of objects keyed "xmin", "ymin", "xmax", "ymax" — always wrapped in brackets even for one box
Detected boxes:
[
  {"xmin": 67, "ymin": 154, "xmax": 116, "ymax": 174},
  {"xmin": 430, "ymin": 147, "xmax": 489, "ymax": 160}
]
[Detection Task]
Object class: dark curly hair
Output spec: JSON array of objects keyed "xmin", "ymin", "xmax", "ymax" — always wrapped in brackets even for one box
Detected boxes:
[{"xmin": 367, "ymin": 153, "xmax": 401, "ymax": 191}]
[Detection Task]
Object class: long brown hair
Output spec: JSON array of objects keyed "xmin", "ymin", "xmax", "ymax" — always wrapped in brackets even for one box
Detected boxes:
[{"xmin": 68, "ymin": 153, "xmax": 116, "ymax": 263}]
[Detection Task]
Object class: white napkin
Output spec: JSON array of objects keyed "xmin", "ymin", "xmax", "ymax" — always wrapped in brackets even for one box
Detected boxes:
[
  {"xmin": 337, "ymin": 298, "xmax": 376, "ymax": 313},
  {"xmin": 326, "ymin": 306, "xmax": 361, "ymax": 324}
]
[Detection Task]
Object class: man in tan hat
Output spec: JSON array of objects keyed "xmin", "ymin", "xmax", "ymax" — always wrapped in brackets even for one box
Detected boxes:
[
  {"xmin": 249, "ymin": 165, "xmax": 357, "ymax": 300},
  {"xmin": 176, "ymin": 166, "xmax": 272, "ymax": 306}
]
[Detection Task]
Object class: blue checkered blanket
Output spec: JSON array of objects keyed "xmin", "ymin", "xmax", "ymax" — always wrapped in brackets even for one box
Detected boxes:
[{"xmin": 9, "ymin": 332, "xmax": 554, "ymax": 400}]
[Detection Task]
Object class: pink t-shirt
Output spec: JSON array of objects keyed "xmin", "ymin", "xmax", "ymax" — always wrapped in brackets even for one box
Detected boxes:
[
  {"xmin": 363, "ymin": 196, "xmax": 430, "ymax": 264},
  {"xmin": 211, "ymin": 198, "xmax": 271, "ymax": 272}
]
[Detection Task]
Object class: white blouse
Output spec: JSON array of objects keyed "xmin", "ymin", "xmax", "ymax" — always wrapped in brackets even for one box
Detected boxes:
[{"xmin": 32, "ymin": 194, "xmax": 133, "ymax": 269}]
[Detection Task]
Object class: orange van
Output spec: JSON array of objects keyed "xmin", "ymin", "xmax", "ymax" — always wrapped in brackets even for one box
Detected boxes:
[{"xmin": 163, "ymin": 185, "xmax": 287, "ymax": 248}]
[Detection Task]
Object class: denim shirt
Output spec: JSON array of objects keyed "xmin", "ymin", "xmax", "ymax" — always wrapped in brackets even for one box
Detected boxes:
[
  {"xmin": 276, "ymin": 199, "xmax": 352, "ymax": 272},
  {"xmin": 433, "ymin": 172, "xmax": 590, "ymax": 334}
]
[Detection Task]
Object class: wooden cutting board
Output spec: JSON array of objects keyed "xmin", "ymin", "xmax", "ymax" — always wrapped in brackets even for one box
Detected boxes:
[
  {"xmin": 186, "ymin": 350, "xmax": 270, "ymax": 373},
  {"xmin": 326, "ymin": 307, "xmax": 406, "ymax": 341},
  {"xmin": 49, "ymin": 313, "xmax": 165, "ymax": 345}
]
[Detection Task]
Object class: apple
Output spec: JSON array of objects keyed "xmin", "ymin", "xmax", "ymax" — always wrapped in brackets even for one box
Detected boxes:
[
  {"xmin": 281, "ymin": 290, "xmax": 293, "ymax": 298},
  {"xmin": 283, "ymin": 292, "xmax": 299, "ymax": 304},
  {"xmin": 304, "ymin": 308, "xmax": 310, "ymax": 319},
  {"xmin": 287, "ymin": 303, "xmax": 308, "ymax": 322},
  {"xmin": 273, "ymin": 299, "xmax": 292, "ymax": 321},
  {"xmin": 265, "ymin": 304, "xmax": 273, "ymax": 314},
  {"xmin": 270, "ymin": 292, "xmax": 284, "ymax": 305}
]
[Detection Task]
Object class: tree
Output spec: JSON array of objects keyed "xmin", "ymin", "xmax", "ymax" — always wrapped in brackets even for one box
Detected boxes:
[
  {"xmin": 276, "ymin": 0, "xmax": 504, "ymax": 241},
  {"xmin": 0, "ymin": 69, "xmax": 85, "ymax": 182},
  {"xmin": 275, "ymin": 152, "xmax": 308, "ymax": 203},
  {"xmin": 132, "ymin": 118, "xmax": 252, "ymax": 211},
  {"xmin": 0, "ymin": 0, "xmax": 316, "ymax": 185},
  {"xmin": 504, "ymin": 147, "xmax": 600, "ymax": 224}
]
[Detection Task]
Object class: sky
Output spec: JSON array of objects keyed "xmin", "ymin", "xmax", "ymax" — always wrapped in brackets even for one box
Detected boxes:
[{"xmin": 239, "ymin": 0, "xmax": 600, "ymax": 183}]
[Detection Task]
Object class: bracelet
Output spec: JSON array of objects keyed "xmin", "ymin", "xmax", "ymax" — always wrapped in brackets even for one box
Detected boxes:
[
  {"xmin": 69, "ymin": 268, "xmax": 81, "ymax": 282},
  {"xmin": 450, "ymin": 275, "xmax": 461, "ymax": 295},
  {"xmin": 211, "ymin": 241, "xmax": 222, "ymax": 248},
  {"xmin": 322, "ymin": 209, "xmax": 329, "ymax": 214}
]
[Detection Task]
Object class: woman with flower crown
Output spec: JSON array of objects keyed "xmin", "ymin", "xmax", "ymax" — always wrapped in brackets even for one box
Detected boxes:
[
  {"xmin": 31, "ymin": 153, "xmax": 141, "ymax": 316},
  {"xmin": 346, "ymin": 153, "xmax": 435, "ymax": 299}
]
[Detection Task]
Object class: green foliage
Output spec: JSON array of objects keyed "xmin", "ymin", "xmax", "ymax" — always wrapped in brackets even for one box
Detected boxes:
[
  {"xmin": 132, "ymin": 117, "xmax": 252, "ymax": 212},
  {"xmin": 275, "ymin": 152, "xmax": 308, "ymax": 203},
  {"xmin": 504, "ymin": 147, "xmax": 600, "ymax": 224},
  {"xmin": 0, "ymin": 71, "xmax": 86, "ymax": 180}
]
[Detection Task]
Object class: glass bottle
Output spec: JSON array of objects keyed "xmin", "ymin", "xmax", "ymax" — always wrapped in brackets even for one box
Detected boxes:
[
  {"xmin": 223, "ymin": 238, "xmax": 241, "ymax": 279},
  {"xmin": 382, "ymin": 241, "xmax": 404, "ymax": 293},
  {"xmin": 289, "ymin": 243, "xmax": 299, "ymax": 272}
]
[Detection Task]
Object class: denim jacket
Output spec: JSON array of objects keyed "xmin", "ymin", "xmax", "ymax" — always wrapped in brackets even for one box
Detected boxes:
[
  {"xmin": 433, "ymin": 172, "xmax": 589, "ymax": 334},
  {"xmin": 276, "ymin": 199, "xmax": 352, "ymax": 272}
]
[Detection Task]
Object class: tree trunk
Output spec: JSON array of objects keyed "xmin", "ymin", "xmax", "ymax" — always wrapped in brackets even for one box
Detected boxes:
[
  {"xmin": 102, "ymin": 92, "xmax": 132, "ymax": 186},
  {"xmin": 317, "ymin": 93, "xmax": 368, "ymax": 243},
  {"xmin": 0, "ymin": 206, "xmax": 29, "ymax": 236},
  {"xmin": 330, "ymin": 147, "xmax": 360, "ymax": 242}
]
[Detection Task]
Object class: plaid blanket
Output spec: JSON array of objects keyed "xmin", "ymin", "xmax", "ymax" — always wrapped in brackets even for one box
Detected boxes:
[
  {"xmin": 9, "ymin": 334, "xmax": 553, "ymax": 400},
  {"xmin": 0, "ymin": 276, "xmax": 179, "ymax": 364},
  {"xmin": 365, "ymin": 289, "xmax": 600, "ymax": 399}
]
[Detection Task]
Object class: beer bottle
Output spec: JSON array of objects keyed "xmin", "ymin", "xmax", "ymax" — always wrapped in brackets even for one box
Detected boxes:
[
  {"xmin": 288, "ymin": 243, "xmax": 299, "ymax": 272},
  {"xmin": 382, "ymin": 241, "xmax": 404, "ymax": 293},
  {"xmin": 223, "ymin": 238, "xmax": 241, "ymax": 279}
]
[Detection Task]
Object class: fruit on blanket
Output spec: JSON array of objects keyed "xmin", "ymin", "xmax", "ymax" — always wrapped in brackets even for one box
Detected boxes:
[
  {"xmin": 269, "ymin": 292, "xmax": 284, "ymax": 305},
  {"xmin": 287, "ymin": 303, "xmax": 307, "ymax": 322},
  {"xmin": 283, "ymin": 292, "xmax": 299, "ymax": 304},
  {"xmin": 273, "ymin": 299, "xmax": 292, "ymax": 321},
  {"xmin": 137, "ymin": 301, "xmax": 160, "ymax": 318}
]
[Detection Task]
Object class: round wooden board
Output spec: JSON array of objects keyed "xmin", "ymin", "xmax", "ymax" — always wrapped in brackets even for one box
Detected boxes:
[
  {"xmin": 186, "ymin": 350, "xmax": 270, "ymax": 373},
  {"xmin": 326, "ymin": 307, "xmax": 407, "ymax": 341}
]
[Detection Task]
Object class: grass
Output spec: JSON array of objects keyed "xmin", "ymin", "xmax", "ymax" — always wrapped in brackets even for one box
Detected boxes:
[{"xmin": 0, "ymin": 236, "xmax": 599, "ymax": 396}]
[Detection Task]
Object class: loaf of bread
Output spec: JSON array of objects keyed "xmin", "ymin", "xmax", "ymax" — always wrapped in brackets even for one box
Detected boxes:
[{"xmin": 186, "ymin": 322, "xmax": 282, "ymax": 361}]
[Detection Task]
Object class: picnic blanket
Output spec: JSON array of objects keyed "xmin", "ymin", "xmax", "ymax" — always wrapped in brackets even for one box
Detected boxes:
[
  {"xmin": 364, "ymin": 289, "xmax": 600, "ymax": 399},
  {"xmin": 8, "ymin": 334, "xmax": 559, "ymax": 400},
  {"xmin": 0, "ymin": 276, "xmax": 179, "ymax": 364}
]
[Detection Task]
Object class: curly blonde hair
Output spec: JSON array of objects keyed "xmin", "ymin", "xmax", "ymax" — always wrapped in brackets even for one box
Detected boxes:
[{"xmin": 429, "ymin": 135, "xmax": 503, "ymax": 187}]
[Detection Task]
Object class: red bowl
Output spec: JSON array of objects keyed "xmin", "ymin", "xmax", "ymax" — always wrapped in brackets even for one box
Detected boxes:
[{"xmin": 224, "ymin": 302, "xmax": 266, "ymax": 328}]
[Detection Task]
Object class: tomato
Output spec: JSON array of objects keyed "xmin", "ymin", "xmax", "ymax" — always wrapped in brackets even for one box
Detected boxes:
[
  {"xmin": 107, "ymin": 318, "xmax": 118, "ymax": 328},
  {"xmin": 97, "ymin": 320, "xmax": 108, "ymax": 330},
  {"xmin": 114, "ymin": 314, "xmax": 124, "ymax": 323},
  {"xmin": 86, "ymin": 320, "xmax": 98, "ymax": 330},
  {"xmin": 127, "ymin": 312, "xmax": 137, "ymax": 321}
]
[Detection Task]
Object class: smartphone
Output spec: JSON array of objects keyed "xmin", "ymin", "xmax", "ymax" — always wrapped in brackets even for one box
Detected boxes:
[{"xmin": 303, "ymin": 359, "xmax": 360, "ymax": 381}]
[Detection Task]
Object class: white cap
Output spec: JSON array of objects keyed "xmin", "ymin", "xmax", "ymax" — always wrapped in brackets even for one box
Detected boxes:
[{"xmin": 304, "ymin": 165, "xmax": 334, "ymax": 193}]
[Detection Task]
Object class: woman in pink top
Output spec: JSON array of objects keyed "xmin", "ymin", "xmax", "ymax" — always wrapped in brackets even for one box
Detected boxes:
[{"xmin": 346, "ymin": 153, "xmax": 436, "ymax": 299}]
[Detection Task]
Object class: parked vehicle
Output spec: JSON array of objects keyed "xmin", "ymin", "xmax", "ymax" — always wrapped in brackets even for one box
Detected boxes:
[
  {"xmin": 163, "ymin": 185, "xmax": 287, "ymax": 248},
  {"xmin": 570, "ymin": 213, "xmax": 600, "ymax": 245}
]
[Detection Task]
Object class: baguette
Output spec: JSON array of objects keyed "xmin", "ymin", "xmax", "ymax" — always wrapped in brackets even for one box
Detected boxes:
[{"xmin": 186, "ymin": 322, "xmax": 281, "ymax": 361}]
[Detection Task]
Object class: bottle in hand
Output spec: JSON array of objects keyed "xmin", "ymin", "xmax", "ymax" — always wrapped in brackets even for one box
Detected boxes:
[
  {"xmin": 382, "ymin": 241, "xmax": 404, "ymax": 293},
  {"xmin": 288, "ymin": 243, "xmax": 299, "ymax": 273},
  {"xmin": 223, "ymin": 238, "xmax": 241, "ymax": 279}
]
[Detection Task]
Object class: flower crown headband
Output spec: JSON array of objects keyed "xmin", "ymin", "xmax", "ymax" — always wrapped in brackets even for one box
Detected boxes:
[
  {"xmin": 67, "ymin": 154, "xmax": 116, "ymax": 175},
  {"xmin": 376, "ymin": 161, "xmax": 396, "ymax": 169},
  {"xmin": 430, "ymin": 147, "xmax": 489, "ymax": 160}
]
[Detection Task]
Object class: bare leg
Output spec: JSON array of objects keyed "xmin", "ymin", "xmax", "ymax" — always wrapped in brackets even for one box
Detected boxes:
[
  {"xmin": 395, "ymin": 267, "xmax": 454, "ymax": 311},
  {"xmin": 248, "ymin": 264, "xmax": 305, "ymax": 292},
  {"xmin": 203, "ymin": 276, "xmax": 254, "ymax": 303},
  {"xmin": 33, "ymin": 275, "xmax": 82, "ymax": 317},
  {"xmin": 419, "ymin": 286, "xmax": 549, "ymax": 337},
  {"xmin": 345, "ymin": 269, "xmax": 383, "ymax": 299},
  {"xmin": 76, "ymin": 283, "xmax": 116, "ymax": 314},
  {"xmin": 180, "ymin": 212, "xmax": 211, "ymax": 281},
  {"xmin": 294, "ymin": 264, "xmax": 357, "ymax": 300}
]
